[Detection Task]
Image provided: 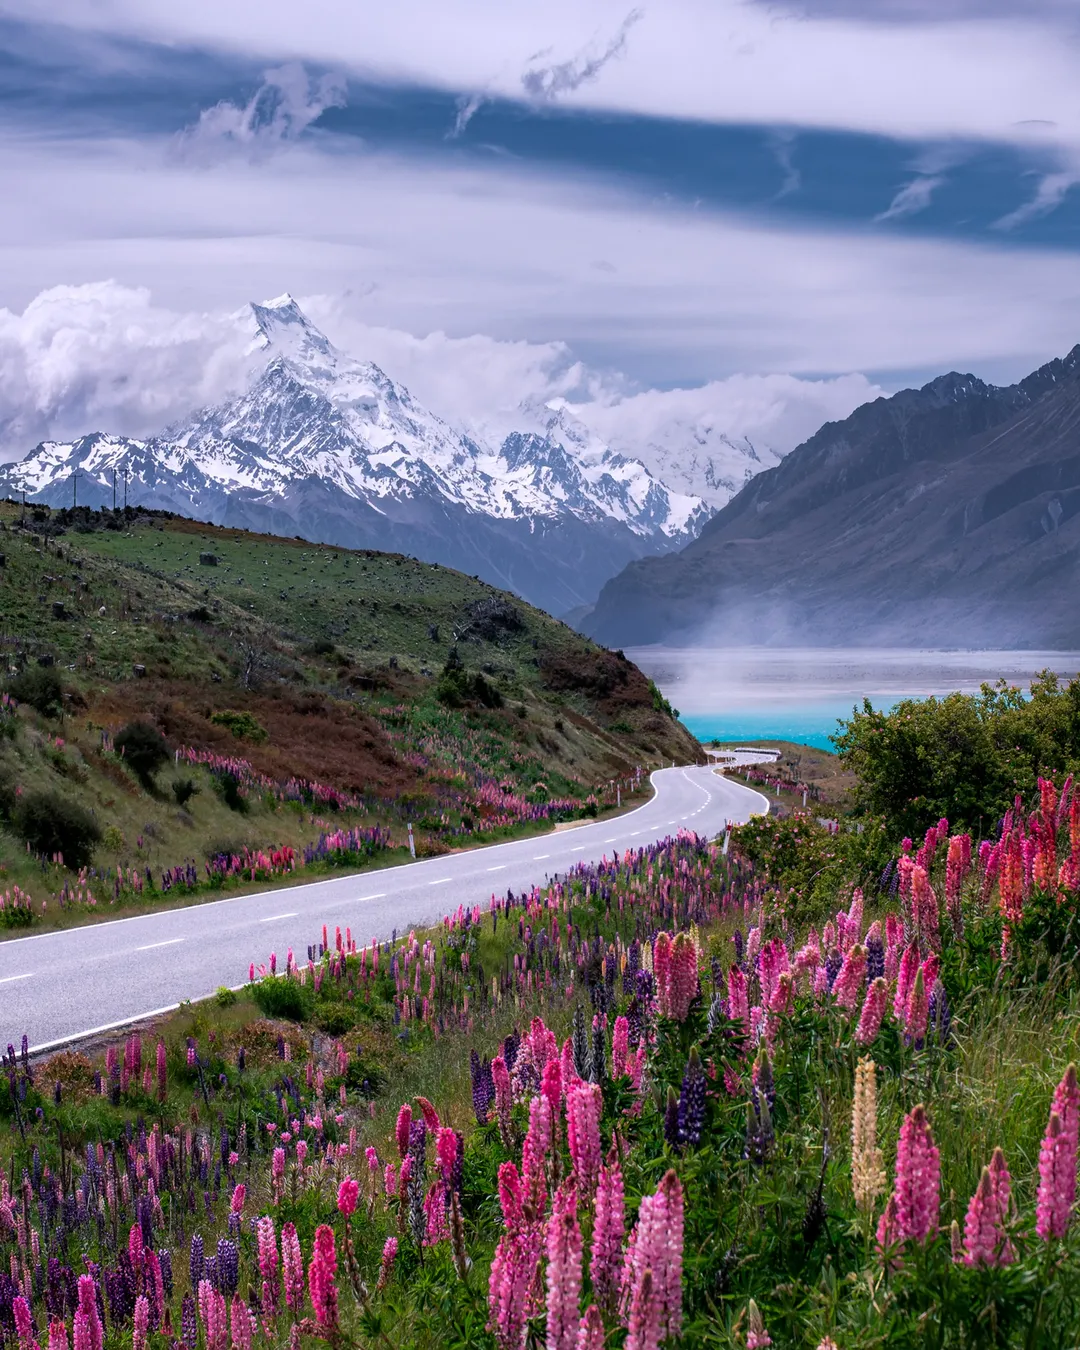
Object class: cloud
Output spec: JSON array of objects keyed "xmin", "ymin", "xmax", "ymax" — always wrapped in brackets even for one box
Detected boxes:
[
  {"xmin": 768, "ymin": 130, "xmax": 800, "ymax": 199},
  {"xmin": 449, "ymin": 91, "xmax": 488, "ymax": 137},
  {"xmin": 520, "ymin": 8, "xmax": 643, "ymax": 101},
  {"xmin": 176, "ymin": 61, "xmax": 346, "ymax": 160},
  {"xmin": 875, "ymin": 173, "xmax": 945, "ymax": 221},
  {"xmin": 994, "ymin": 165, "xmax": 1080, "ymax": 230}
]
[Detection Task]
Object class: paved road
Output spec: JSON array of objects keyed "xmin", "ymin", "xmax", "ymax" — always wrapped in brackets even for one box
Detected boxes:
[{"xmin": 1, "ymin": 766, "xmax": 768, "ymax": 1051}]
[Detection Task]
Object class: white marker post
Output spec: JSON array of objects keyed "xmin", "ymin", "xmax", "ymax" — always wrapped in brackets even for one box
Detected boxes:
[{"xmin": 407, "ymin": 823, "xmax": 416, "ymax": 859}]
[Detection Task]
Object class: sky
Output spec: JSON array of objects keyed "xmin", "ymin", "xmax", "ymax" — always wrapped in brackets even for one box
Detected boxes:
[{"xmin": 0, "ymin": 0, "xmax": 1078, "ymax": 459}]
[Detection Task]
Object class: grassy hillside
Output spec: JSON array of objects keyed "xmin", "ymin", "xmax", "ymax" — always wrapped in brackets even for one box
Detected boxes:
[{"xmin": 0, "ymin": 502, "xmax": 701, "ymax": 930}]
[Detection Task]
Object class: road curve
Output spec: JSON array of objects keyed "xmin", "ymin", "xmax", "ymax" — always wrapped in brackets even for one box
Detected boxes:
[{"xmin": 2, "ymin": 766, "xmax": 768, "ymax": 1051}]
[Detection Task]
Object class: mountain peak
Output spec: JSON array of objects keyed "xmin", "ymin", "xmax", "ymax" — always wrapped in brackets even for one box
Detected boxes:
[{"xmin": 249, "ymin": 294, "xmax": 336, "ymax": 371}]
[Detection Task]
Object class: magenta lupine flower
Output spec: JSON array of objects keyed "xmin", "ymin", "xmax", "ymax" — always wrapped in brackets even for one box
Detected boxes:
[
  {"xmin": 566, "ymin": 1083, "xmax": 603, "ymax": 1196},
  {"xmin": 542, "ymin": 1058, "xmax": 563, "ymax": 1129},
  {"xmin": 667, "ymin": 932, "xmax": 699, "ymax": 1022},
  {"xmin": 383, "ymin": 1161, "xmax": 397, "ymax": 1199},
  {"xmin": 416, "ymin": 1095, "xmax": 441, "ymax": 1132},
  {"xmin": 307, "ymin": 1225, "xmax": 338, "ymax": 1329},
  {"xmin": 492, "ymin": 1054, "xmax": 514, "ymax": 1144},
  {"xmin": 962, "ymin": 1153, "xmax": 1014, "ymax": 1266},
  {"xmin": 337, "ymin": 1176, "xmax": 359, "ymax": 1217},
  {"xmin": 257, "ymin": 1215, "xmax": 280, "ymax": 1315},
  {"xmin": 395, "ymin": 1103, "xmax": 413, "ymax": 1159},
  {"xmin": 47, "ymin": 1320, "xmax": 67, "ymax": 1350},
  {"xmin": 612, "ymin": 1016, "xmax": 630, "ymax": 1078},
  {"xmin": 145, "ymin": 1249, "xmax": 164, "ymax": 1328},
  {"xmin": 831, "ymin": 943, "xmax": 867, "ymax": 1014},
  {"xmin": 1052, "ymin": 1063, "xmax": 1080, "ymax": 1143},
  {"xmin": 13, "ymin": 1298, "xmax": 40, "ymax": 1350},
  {"xmin": 855, "ymin": 978, "xmax": 889, "ymax": 1046},
  {"xmin": 376, "ymin": 1236, "xmax": 398, "ymax": 1292},
  {"xmin": 280, "ymin": 1222, "xmax": 305, "ymax": 1312},
  {"xmin": 230, "ymin": 1294, "xmax": 252, "ymax": 1350},
  {"xmin": 622, "ymin": 1170, "xmax": 683, "ymax": 1346},
  {"xmin": 488, "ymin": 1226, "xmax": 544, "ymax": 1350},
  {"xmin": 230, "ymin": 1183, "xmax": 246, "ymax": 1215},
  {"xmin": 437, "ymin": 1127, "xmax": 459, "ymax": 1184},
  {"xmin": 498, "ymin": 1161, "xmax": 526, "ymax": 1232},
  {"xmin": 561, "ymin": 1037, "xmax": 582, "ymax": 1093},
  {"xmin": 875, "ymin": 1193, "xmax": 900, "ymax": 1260},
  {"xmin": 546, "ymin": 1186, "xmax": 584, "ymax": 1350},
  {"xmin": 893, "ymin": 1104, "xmax": 940, "ymax": 1243},
  {"xmin": 893, "ymin": 942, "xmax": 920, "ymax": 1022},
  {"xmin": 199, "ymin": 1282, "xmax": 228, "ymax": 1350},
  {"xmin": 132, "ymin": 1297, "xmax": 149, "ymax": 1350},
  {"xmin": 156, "ymin": 1040, "xmax": 167, "ymax": 1101},
  {"xmin": 526, "ymin": 1093, "xmax": 554, "ymax": 1167},
  {"xmin": 625, "ymin": 1269, "xmax": 661, "ymax": 1350},
  {"xmin": 590, "ymin": 1154, "xmax": 625, "ymax": 1313},
  {"xmin": 903, "ymin": 969, "xmax": 929, "ymax": 1047},
  {"xmin": 424, "ymin": 1178, "xmax": 450, "ymax": 1246},
  {"xmin": 76, "ymin": 1276, "xmax": 102, "ymax": 1350},
  {"xmin": 576, "ymin": 1306, "xmax": 605, "ymax": 1350},
  {"xmin": 768, "ymin": 971, "xmax": 794, "ymax": 1017}
]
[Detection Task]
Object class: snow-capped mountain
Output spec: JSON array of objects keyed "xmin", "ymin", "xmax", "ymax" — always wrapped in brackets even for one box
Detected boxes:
[{"xmin": 0, "ymin": 296, "xmax": 709, "ymax": 614}]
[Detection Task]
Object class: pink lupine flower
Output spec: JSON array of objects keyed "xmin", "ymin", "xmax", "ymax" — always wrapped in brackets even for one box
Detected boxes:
[
  {"xmin": 745, "ymin": 1299, "xmax": 772, "ymax": 1349},
  {"xmin": 230, "ymin": 1294, "xmax": 252, "ymax": 1350},
  {"xmin": 416, "ymin": 1096, "xmax": 441, "ymax": 1132},
  {"xmin": 612, "ymin": 1016, "xmax": 630, "ymax": 1078},
  {"xmin": 492, "ymin": 1055, "xmax": 514, "ymax": 1145},
  {"xmin": 630, "ymin": 1042, "xmax": 647, "ymax": 1093},
  {"xmin": 307, "ymin": 1225, "xmax": 338, "ymax": 1329},
  {"xmin": 653, "ymin": 933, "xmax": 673, "ymax": 1016},
  {"xmin": 911, "ymin": 864, "xmax": 940, "ymax": 948},
  {"xmin": 542, "ymin": 1058, "xmax": 563, "ymax": 1127},
  {"xmin": 384, "ymin": 1161, "xmax": 397, "ymax": 1199},
  {"xmin": 625, "ymin": 1269, "xmax": 661, "ymax": 1350},
  {"xmin": 230, "ymin": 1183, "xmax": 246, "ymax": 1214},
  {"xmin": 875, "ymin": 1194, "xmax": 900, "ymax": 1259},
  {"xmin": 488, "ymin": 1226, "xmax": 544, "ymax": 1350},
  {"xmin": 667, "ymin": 931, "xmax": 699, "ymax": 1022},
  {"xmin": 376, "ymin": 1236, "xmax": 398, "ymax": 1292},
  {"xmin": 337, "ymin": 1176, "xmax": 359, "ymax": 1217},
  {"xmin": 622, "ymin": 1170, "xmax": 683, "ymax": 1345},
  {"xmin": 281, "ymin": 1222, "xmax": 305, "ymax": 1312},
  {"xmin": 831, "ymin": 943, "xmax": 867, "ymax": 1014},
  {"xmin": 75, "ymin": 1277, "xmax": 102, "ymax": 1350},
  {"xmin": 156, "ymin": 1040, "xmax": 167, "ymax": 1101},
  {"xmin": 1036, "ymin": 1111, "xmax": 1077, "ymax": 1239},
  {"xmin": 498, "ymin": 1161, "xmax": 526, "ymax": 1232},
  {"xmin": 561, "ymin": 1037, "xmax": 582, "ymax": 1093},
  {"xmin": 200, "ymin": 1282, "xmax": 228, "ymax": 1350},
  {"xmin": 962, "ymin": 1154, "xmax": 1014, "ymax": 1266},
  {"xmin": 855, "ymin": 978, "xmax": 889, "ymax": 1045},
  {"xmin": 395, "ymin": 1103, "xmax": 413, "ymax": 1158},
  {"xmin": 424, "ymin": 1178, "xmax": 450, "ymax": 1245},
  {"xmin": 257, "ymin": 1215, "xmax": 280, "ymax": 1316},
  {"xmin": 903, "ymin": 968, "xmax": 929, "ymax": 1047},
  {"xmin": 768, "ymin": 971, "xmax": 794, "ymax": 1017},
  {"xmin": 546, "ymin": 1187, "xmax": 584, "ymax": 1350},
  {"xmin": 144, "ymin": 1249, "xmax": 164, "ymax": 1327},
  {"xmin": 13, "ymin": 1298, "xmax": 40, "ymax": 1350},
  {"xmin": 893, "ymin": 1104, "xmax": 940, "ymax": 1243},
  {"xmin": 132, "ymin": 1297, "xmax": 149, "ymax": 1350},
  {"xmin": 437, "ymin": 1127, "xmax": 459, "ymax": 1183},
  {"xmin": 727, "ymin": 965, "xmax": 749, "ymax": 1032},
  {"xmin": 47, "ymin": 1320, "xmax": 67, "ymax": 1350},
  {"xmin": 591, "ymin": 1154, "xmax": 625, "ymax": 1313},
  {"xmin": 566, "ymin": 1083, "xmax": 603, "ymax": 1197},
  {"xmin": 893, "ymin": 942, "xmax": 920, "ymax": 1022},
  {"xmin": 576, "ymin": 1306, "xmax": 605, "ymax": 1350}
]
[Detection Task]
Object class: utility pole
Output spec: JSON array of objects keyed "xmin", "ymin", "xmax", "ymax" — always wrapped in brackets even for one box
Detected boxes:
[
  {"xmin": 124, "ymin": 470, "xmax": 128, "ymax": 512},
  {"xmin": 72, "ymin": 470, "xmax": 77, "ymax": 510},
  {"xmin": 112, "ymin": 469, "xmax": 117, "ymax": 512}
]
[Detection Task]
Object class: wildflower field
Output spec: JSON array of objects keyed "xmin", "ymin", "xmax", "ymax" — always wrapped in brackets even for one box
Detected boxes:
[{"xmin": 7, "ymin": 737, "xmax": 1080, "ymax": 1348}]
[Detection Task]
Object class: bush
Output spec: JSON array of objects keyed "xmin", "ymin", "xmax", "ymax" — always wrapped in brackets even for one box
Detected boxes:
[
  {"xmin": 171, "ymin": 777, "xmax": 200, "ymax": 807},
  {"xmin": 210, "ymin": 710, "xmax": 268, "ymax": 743},
  {"xmin": 214, "ymin": 772, "xmax": 248, "ymax": 813},
  {"xmin": 251, "ymin": 975, "xmax": 310, "ymax": 1021},
  {"xmin": 8, "ymin": 667, "xmax": 63, "ymax": 717},
  {"xmin": 13, "ymin": 789, "xmax": 101, "ymax": 868},
  {"xmin": 215, "ymin": 986, "xmax": 238, "ymax": 1008},
  {"xmin": 114, "ymin": 721, "xmax": 170, "ymax": 787}
]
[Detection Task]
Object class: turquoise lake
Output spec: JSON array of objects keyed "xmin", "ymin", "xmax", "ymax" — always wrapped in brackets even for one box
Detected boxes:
[{"xmin": 630, "ymin": 648, "xmax": 1080, "ymax": 752}]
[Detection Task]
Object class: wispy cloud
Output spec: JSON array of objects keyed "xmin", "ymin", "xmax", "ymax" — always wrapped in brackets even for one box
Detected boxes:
[
  {"xmin": 875, "ymin": 173, "xmax": 945, "ymax": 221},
  {"xmin": 994, "ymin": 165, "xmax": 1080, "ymax": 230},
  {"xmin": 176, "ymin": 62, "xmax": 346, "ymax": 161},
  {"xmin": 449, "ymin": 91, "xmax": 488, "ymax": 138},
  {"xmin": 768, "ymin": 131, "xmax": 800, "ymax": 198},
  {"xmin": 521, "ymin": 8, "xmax": 643, "ymax": 102}
]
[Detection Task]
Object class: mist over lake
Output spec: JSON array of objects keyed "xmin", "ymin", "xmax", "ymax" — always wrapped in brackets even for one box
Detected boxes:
[{"xmin": 630, "ymin": 647, "xmax": 1080, "ymax": 751}]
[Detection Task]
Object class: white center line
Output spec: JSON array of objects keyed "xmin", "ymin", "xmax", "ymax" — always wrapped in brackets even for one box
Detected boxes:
[
  {"xmin": 534, "ymin": 854, "xmax": 550, "ymax": 860},
  {"xmin": 259, "ymin": 913, "xmax": 298, "ymax": 923},
  {"xmin": 0, "ymin": 972, "xmax": 34, "ymax": 984},
  {"xmin": 428, "ymin": 878, "xmax": 451, "ymax": 886},
  {"xmin": 604, "ymin": 838, "xmax": 616, "ymax": 843},
  {"xmin": 487, "ymin": 866, "xmax": 506, "ymax": 872},
  {"xmin": 136, "ymin": 939, "xmax": 184, "ymax": 952}
]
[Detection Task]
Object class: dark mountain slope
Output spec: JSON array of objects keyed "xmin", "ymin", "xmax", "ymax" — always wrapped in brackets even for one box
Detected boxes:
[{"xmin": 585, "ymin": 344, "xmax": 1080, "ymax": 648}]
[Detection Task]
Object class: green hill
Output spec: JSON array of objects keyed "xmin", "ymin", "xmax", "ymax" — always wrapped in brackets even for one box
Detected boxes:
[{"xmin": 0, "ymin": 502, "xmax": 701, "ymax": 930}]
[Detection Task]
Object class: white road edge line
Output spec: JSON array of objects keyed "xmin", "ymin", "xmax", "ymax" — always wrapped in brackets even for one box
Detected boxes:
[
  {"xmin": 0, "ymin": 972, "xmax": 34, "ymax": 984},
  {"xmin": 259, "ymin": 913, "xmax": 298, "ymax": 923},
  {"xmin": 135, "ymin": 939, "xmax": 184, "ymax": 951}
]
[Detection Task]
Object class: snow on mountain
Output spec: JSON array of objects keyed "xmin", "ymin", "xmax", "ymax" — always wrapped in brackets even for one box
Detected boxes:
[{"xmin": 0, "ymin": 295, "xmax": 713, "ymax": 613}]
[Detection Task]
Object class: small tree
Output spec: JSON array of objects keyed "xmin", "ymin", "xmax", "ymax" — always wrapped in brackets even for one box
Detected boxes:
[
  {"xmin": 8, "ymin": 666, "xmax": 64, "ymax": 718},
  {"xmin": 114, "ymin": 721, "xmax": 170, "ymax": 788},
  {"xmin": 14, "ymin": 790, "xmax": 101, "ymax": 868}
]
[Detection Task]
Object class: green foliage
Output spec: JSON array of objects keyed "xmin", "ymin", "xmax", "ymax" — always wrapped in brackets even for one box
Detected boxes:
[
  {"xmin": 251, "ymin": 974, "xmax": 311, "ymax": 1021},
  {"xmin": 8, "ymin": 665, "xmax": 64, "ymax": 717},
  {"xmin": 213, "ymin": 771, "xmax": 248, "ymax": 813},
  {"xmin": 834, "ymin": 672, "xmax": 1080, "ymax": 840},
  {"xmin": 435, "ymin": 650, "xmax": 503, "ymax": 709},
  {"xmin": 114, "ymin": 720, "xmax": 170, "ymax": 787},
  {"xmin": 215, "ymin": 986, "xmax": 238, "ymax": 1007},
  {"xmin": 210, "ymin": 709, "xmax": 268, "ymax": 742},
  {"xmin": 13, "ymin": 788, "xmax": 102, "ymax": 867}
]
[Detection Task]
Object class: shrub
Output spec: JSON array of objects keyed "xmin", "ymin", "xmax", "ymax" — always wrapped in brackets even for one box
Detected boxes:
[
  {"xmin": 171, "ymin": 777, "xmax": 200, "ymax": 807},
  {"xmin": 214, "ymin": 772, "xmax": 248, "ymax": 813},
  {"xmin": 13, "ymin": 789, "xmax": 102, "ymax": 868},
  {"xmin": 8, "ymin": 666, "xmax": 64, "ymax": 718},
  {"xmin": 251, "ymin": 975, "xmax": 310, "ymax": 1021},
  {"xmin": 215, "ymin": 986, "xmax": 238, "ymax": 1008},
  {"xmin": 210, "ymin": 710, "xmax": 268, "ymax": 743},
  {"xmin": 114, "ymin": 721, "xmax": 170, "ymax": 787}
]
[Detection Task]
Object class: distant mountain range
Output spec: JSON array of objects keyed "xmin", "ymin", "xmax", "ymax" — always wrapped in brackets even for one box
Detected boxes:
[
  {"xmin": 585, "ymin": 343, "xmax": 1080, "ymax": 648},
  {"xmin": 0, "ymin": 296, "xmax": 773, "ymax": 616}
]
